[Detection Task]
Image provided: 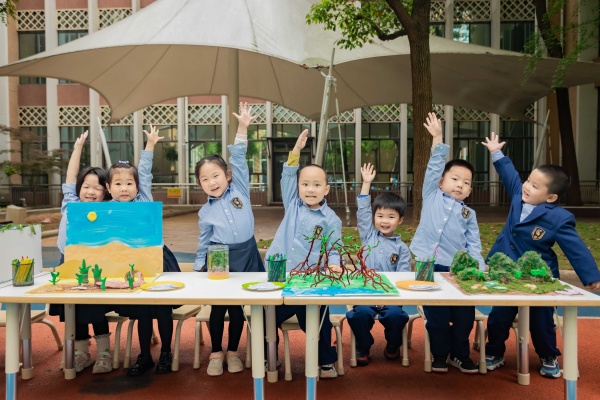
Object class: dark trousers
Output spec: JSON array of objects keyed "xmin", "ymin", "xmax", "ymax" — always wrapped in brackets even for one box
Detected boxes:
[
  {"xmin": 209, "ymin": 305, "xmax": 245, "ymax": 353},
  {"xmin": 422, "ymin": 264, "xmax": 474, "ymax": 359},
  {"xmin": 346, "ymin": 305, "xmax": 409, "ymax": 354},
  {"xmin": 485, "ymin": 306, "xmax": 560, "ymax": 358},
  {"xmin": 275, "ymin": 305, "xmax": 337, "ymax": 366}
]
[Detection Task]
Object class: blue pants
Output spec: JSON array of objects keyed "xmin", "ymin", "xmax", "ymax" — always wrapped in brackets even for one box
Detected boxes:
[
  {"xmin": 422, "ymin": 264, "xmax": 474, "ymax": 359},
  {"xmin": 347, "ymin": 305, "xmax": 409, "ymax": 354},
  {"xmin": 485, "ymin": 306, "xmax": 560, "ymax": 358},
  {"xmin": 275, "ymin": 305, "xmax": 337, "ymax": 366}
]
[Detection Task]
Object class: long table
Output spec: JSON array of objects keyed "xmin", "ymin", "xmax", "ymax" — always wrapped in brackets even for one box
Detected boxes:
[
  {"xmin": 283, "ymin": 271, "xmax": 600, "ymax": 400},
  {"xmin": 0, "ymin": 272, "xmax": 283, "ymax": 400}
]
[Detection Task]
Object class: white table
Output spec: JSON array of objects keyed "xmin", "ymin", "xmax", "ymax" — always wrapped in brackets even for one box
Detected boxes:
[
  {"xmin": 283, "ymin": 271, "xmax": 600, "ymax": 400},
  {"xmin": 0, "ymin": 272, "xmax": 283, "ymax": 400}
]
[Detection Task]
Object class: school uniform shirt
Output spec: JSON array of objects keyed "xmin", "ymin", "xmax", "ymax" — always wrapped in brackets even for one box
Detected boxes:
[
  {"xmin": 409, "ymin": 143, "xmax": 485, "ymax": 269},
  {"xmin": 57, "ymin": 183, "xmax": 79, "ymax": 254},
  {"xmin": 194, "ymin": 141, "xmax": 255, "ymax": 271},
  {"xmin": 356, "ymin": 194, "xmax": 411, "ymax": 272},
  {"xmin": 488, "ymin": 151, "xmax": 600, "ymax": 286},
  {"xmin": 266, "ymin": 163, "xmax": 342, "ymax": 272}
]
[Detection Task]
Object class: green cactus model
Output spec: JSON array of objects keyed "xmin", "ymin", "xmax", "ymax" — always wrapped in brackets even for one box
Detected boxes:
[
  {"xmin": 518, "ymin": 251, "xmax": 553, "ymax": 282},
  {"xmin": 78, "ymin": 260, "xmax": 91, "ymax": 284},
  {"xmin": 92, "ymin": 264, "xmax": 103, "ymax": 283},
  {"xmin": 450, "ymin": 250, "xmax": 479, "ymax": 275},
  {"xmin": 49, "ymin": 271, "xmax": 60, "ymax": 285},
  {"xmin": 100, "ymin": 277, "xmax": 107, "ymax": 291},
  {"xmin": 75, "ymin": 273, "xmax": 88, "ymax": 286}
]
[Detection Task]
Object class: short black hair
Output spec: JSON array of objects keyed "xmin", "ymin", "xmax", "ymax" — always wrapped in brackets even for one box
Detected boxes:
[
  {"xmin": 76, "ymin": 167, "xmax": 112, "ymax": 200},
  {"xmin": 297, "ymin": 163, "xmax": 328, "ymax": 181},
  {"xmin": 195, "ymin": 153, "xmax": 228, "ymax": 182},
  {"xmin": 107, "ymin": 161, "xmax": 139, "ymax": 189},
  {"xmin": 372, "ymin": 192, "xmax": 406, "ymax": 217},
  {"xmin": 536, "ymin": 164, "xmax": 570, "ymax": 196},
  {"xmin": 443, "ymin": 159, "xmax": 475, "ymax": 180}
]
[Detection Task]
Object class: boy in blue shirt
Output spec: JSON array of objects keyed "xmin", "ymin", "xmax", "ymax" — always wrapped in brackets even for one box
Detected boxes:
[
  {"xmin": 410, "ymin": 112, "xmax": 485, "ymax": 374},
  {"xmin": 482, "ymin": 132, "xmax": 600, "ymax": 378},
  {"xmin": 266, "ymin": 129, "xmax": 341, "ymax": 378},
  {"xmin": 346, "ymin": 163, "xmax": 411, "ymax": 366}
]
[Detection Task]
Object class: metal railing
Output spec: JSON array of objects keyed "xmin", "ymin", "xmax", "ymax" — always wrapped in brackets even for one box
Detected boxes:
[{"xmin": 0, "ymin": 181, "xmax": 598, "ymax": 208}]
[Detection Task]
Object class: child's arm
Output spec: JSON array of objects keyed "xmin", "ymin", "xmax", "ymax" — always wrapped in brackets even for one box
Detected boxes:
[
  {"xmin": 228, "ymin": 103, "xmax": 256, "ymax": 199},
  {"xmin": 66, "ymin": 131, "xmax": 88, "ymax": 184},
  {"xmin": 421, "ymin": 113, "xmax": 449, "ymax": 199},
  {"xmin": 357, "ymin": 163, "xmax": 377, "ymax": 243},
  {"xmin": 481, "ymin": 132, "xmax": 522, "ymax": 197},
  {"xmin": 396, "ymin": 243, "xmax": 412, "ymax": 272},
  {"xmin": 424, "ymin": 112, "xmax": 443, "ymax": 152},
  {"xmin": 281, "ymin": 129, "xmax": 308, "ymax": 207},
  {"xmin": 193, "ymin": 211, "xmax": 213, "ymax": 271},
  {"xmin": 465, "ymin": 214, "xmax": 486, "ymax": 270},
  {"xmin": 137, "ymin": 125, "xmax": 163, "ymax": 202}
]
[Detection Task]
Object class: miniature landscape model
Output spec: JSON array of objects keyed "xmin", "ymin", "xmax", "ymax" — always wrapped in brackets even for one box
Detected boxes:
[
  {"xmin": 447, "ymin": 250, "xmax": 574, "ymax": 295},
  {"xmin": 28, "ymin": 202, "xmax": 163, "ymax": 295},
  {"xmin": 282, "ymin": 232, "xmax": 398, "ymax": 297}
]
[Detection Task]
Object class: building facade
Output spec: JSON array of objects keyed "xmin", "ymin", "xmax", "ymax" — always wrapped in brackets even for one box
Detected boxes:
[{"xmin": 0, "ymin": 0, "xmax": 598, "ymax": 207}]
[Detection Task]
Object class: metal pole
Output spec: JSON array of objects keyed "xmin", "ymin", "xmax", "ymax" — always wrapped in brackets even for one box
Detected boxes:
[
  {"xmin": 97, "ymin": 117, "xmax": 112, "ymax": 168},
  {"xmin": 314, "ymin": 49, "xmax": 336, "ymax": 166}
]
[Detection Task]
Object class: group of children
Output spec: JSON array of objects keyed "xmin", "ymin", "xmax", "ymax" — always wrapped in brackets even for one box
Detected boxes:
[{"xmin": 58, "ymin": 105, "xmax": 599, "ymax": 380}]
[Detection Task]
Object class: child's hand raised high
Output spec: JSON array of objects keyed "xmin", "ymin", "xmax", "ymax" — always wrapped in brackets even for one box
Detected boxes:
[
  {"xmin": 232, "ymin": 102, "xmax": 257, "ymax": 132},
  {"xmin": 423, "ymin": 112, "xmax": 443, "ymax": 138},
  {"xmin": 74, "ymin": 130, "xmax": 89, "ymax": 149},
  {"xmin": 481, "ymin": 132, "xmax": 506, "ymax": 153},
  {"xmin": 293, "ymin": 129, "xmax": 309, "ymax": 153},
  {"xmin": 144, "ymin": 124, "xmax": 164, "ymax": 151},
  {"xmin": 361, "ymin": 163, "xmax": 376, "ymax": 184}
]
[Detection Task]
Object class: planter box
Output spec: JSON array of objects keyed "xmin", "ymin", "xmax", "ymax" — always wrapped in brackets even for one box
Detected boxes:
[{"xmin": 0, "ymin": 224, "xmax": 43, "ymax": 284}]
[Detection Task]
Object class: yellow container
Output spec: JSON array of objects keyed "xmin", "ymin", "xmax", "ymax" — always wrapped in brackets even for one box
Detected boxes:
[
  {"xmin": 12, "ymin": 258, "xmax": 35, "ymax": 286},
  {"xmin": 207, "ymin": 245, "xmax": 229, "ymax": 280}
]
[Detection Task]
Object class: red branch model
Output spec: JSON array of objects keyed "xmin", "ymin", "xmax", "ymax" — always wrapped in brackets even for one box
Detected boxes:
[{"xmin": 288, "ymin": 233, "xmax": 393, "ymax": 292}]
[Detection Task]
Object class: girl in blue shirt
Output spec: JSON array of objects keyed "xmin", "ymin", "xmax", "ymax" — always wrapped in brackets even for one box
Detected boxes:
[{"xmin": 194, "ymin": 103, "xmax": 264, "ymax": 376}]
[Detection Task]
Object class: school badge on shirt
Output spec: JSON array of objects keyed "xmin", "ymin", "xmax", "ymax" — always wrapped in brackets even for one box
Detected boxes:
[
  {"xmin": 390, "ymin": 254, "xmax": 399, "ymax": 265},
  {"xmin": 231, "ymin": 197, "xmax": 243, "ymax": 209},
  {"xmin": 531, "ymin": 226, "xmax": 546, "ymax": 240},
  {"xmin": 462, "ymin": 207, "xmax": 470, "ymax": 219}
]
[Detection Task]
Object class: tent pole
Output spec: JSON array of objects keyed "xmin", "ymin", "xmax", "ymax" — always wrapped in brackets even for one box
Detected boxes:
[
  {"xmin": 314, "ymin": 49, "xmax": 335, "ymax": 166},
  {"xmin": 334, "ymin": 87, "xmax": 351, "ymax": 227},
  {"xmin": 96, "ymin": 117, "xmax": 112, "ymax": 168}
]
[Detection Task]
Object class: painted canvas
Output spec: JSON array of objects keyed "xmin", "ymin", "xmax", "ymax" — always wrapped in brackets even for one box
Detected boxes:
[{"xmin": 282, "ymin": 274, "xmax": 399, "ymax": 297}]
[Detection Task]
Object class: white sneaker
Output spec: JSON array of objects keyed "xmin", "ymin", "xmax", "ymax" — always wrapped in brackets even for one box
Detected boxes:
[
  {"xmin": 319, "ymin": 364, "xmax": 338, "ymax": 379},
  {"xmin": 92, "ymin": 351, "xmax": 113, "ymax": 374},
  {"xmin": 74, "ymin": 351, "xmax": 94, "ymax": 373},
  {"xmin": 226, "ymin": 351, "xmax": 244, "ymax": 373},
  {"xmin": 207, "ymin": 352, "xmax": 224, "ymax": 376}
]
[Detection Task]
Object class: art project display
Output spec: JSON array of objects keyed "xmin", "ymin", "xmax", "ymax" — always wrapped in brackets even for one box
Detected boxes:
[{"xmin": 28, "ymin": 202, "xmax": 163, "ymax": 294}]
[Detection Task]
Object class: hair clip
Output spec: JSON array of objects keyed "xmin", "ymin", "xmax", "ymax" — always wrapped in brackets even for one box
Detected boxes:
[{"xmin": 117, "ymin": 160, "xmax": 130, "ymax": 164}]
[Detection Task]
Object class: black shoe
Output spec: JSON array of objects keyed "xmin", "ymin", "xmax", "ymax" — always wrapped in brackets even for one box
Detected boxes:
[
  {"xmin": 156, "ymin": 352, "xmax": 172, "ymax": 374},
  {"xmin": 383, "ymin": 344, "xmax": 400, "ymax": 361},
  {"xmin": 431, "ymin": 355, "xmax": 448, "ymax": 373},
  {"xmin": 127, "ymin": 354, "xmax": 155, "ymax": 377},
  {"xmin": 449, "ymin": 355, "xmax": 479, "ymax": 374},
  {"xmin": 355, "ymin": 349, "xmax": 370, "ymax": 366}
]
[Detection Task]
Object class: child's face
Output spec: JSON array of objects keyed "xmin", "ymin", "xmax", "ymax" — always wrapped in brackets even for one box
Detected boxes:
[
  {"xmin": 79, "ymin": 174, "xmax": 105, "ymax": 202},
  {"xmin": 439, "ymin": 165, "xmax": 472, "ymax": 202},
  {"xmin": 374, "ymin": 207, "xmax": 402, "ymax": 237},
  {"xmin": 107, "ymin": 169, "xmax": 138, "ymax": 202},
  {"xmin": 522, "ymin": 168, "xmax": 556, "ymax": 205},
  {"xmin": 197, "ymin": 161, "xmax": 231, "ymax": 198},
  {"xmin": 298, "ymin": 166, "xmax": 330, "ymax": 209}
]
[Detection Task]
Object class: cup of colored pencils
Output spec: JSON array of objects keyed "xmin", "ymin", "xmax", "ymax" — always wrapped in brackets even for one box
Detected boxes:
[
  {"xmin": 267, "ymin": 254, "xmax": 286, "ymax": 282},
  {"xmin": 12, "ymin": 257, "xmax": 35, "ymax": 286}
]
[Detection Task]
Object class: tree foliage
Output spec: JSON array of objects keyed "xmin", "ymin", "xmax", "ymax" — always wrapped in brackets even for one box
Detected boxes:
[{"xmin": 0, "ymin": 0, "xmax": 18, "ymax": 25}]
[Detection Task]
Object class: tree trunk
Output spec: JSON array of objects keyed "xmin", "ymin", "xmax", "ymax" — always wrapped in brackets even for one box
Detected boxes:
[{"xmin": 555, "ymin": 88, "xmax": 582, "ymax": 205}]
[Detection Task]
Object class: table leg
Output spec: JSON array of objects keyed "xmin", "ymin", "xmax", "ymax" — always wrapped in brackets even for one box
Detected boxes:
[
  {"xmin": 64, "ymin": 304, "xmax": 76, "ymax": 380},
  {"xmin": 5, "ymin": 303, "xmax": 20, "ymax": 400},
  {"xmin": 563, "ymin": 307, "xmax": 577, "ymax": 400},
  {"xmin": 265, "ymin": 305, "xmax": 278, "ymax": 383},
  {"xmin": 517, "ymin": 306, "xmax": 530, "ymax": 385},
  {"xmin": 306, "ymin": 305, "xmax": 319, "ymax": 400},
  {"xmin": 251, "ymin": 305, "xmax": 265, "ymax": 400},
  {"xmin": 20, "ymin": 303, "xmax": 34, "ymax": 379}
]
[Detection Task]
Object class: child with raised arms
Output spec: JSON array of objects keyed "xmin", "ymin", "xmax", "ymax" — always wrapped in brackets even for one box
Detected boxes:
[{"xmin": 194, "ymin": 103, "xmax": 265, "ymax": 376}]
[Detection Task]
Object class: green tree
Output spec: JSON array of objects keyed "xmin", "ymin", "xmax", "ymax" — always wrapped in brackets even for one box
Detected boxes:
[
  {"xmin": 0, "ymin": 125, "xmax": 67, "ymax": 204},
  {"xmin": 308, "ymin": 0, "xmax": 432, "ymax": 225},
  {"xmin": 0, "ymin": 0, "xmax": 18, "ymax": 25},
  {"xmin": 527, "ymin": 0, "xmax": 598, "ymax": 205}
]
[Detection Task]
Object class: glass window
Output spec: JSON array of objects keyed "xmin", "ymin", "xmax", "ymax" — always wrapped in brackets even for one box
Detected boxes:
[
  {"xmin": 104, "ymin": 126, "xmax": 134, "ymax": 164},
  {"xmin": 20, "ymin": 127, "xmax": 49, "ymax": 185},
  {"xmin": 500, "ymin": 22, "xmax": 535, "ymax": 53},
  {"xmin": 499, "ymin": 120, "xmax": 534, "ymax": 180},
  {"xmin": 430, "ymin": 23, "xmax": 445, "ymax": 38},
  {"xmin": 324, "ymin": 124, "xmax": 355, "ymax": 183},
  {"xmin": 60, "ymin": 126, "xmax": 90, "ymax": 179},
  {"xmin": 453, "ymin": 23, "xmax": 491, "ymax": 46},
  {"xmin": 273, "ymin": 124, "xmax": 311, "ymax": 138},
  {"xmin": 360, "ymin": 123, "xmax": 401, "ymax": 184},
  {"xmin": 18, "ymin": 32, "xmax": 46, "ymax": 84},
  {"xmin": 143, "ymin": 125, "xmax": 177, "ymax": 184},
  {"xmin": 453, "ymin": 120, "xmax": 490, "ymax": 182},
  {"xmin": 189, "ymin": 125, "xmax": 222, "ymax": 183},
  {"xmin": 58, "ymin": 31, "xmax": 88, "ymax": 84}
]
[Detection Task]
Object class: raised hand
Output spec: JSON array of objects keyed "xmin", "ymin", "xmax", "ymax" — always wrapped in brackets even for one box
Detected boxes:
[
  {"xmin": 74, "ymin": 130, "xmax": 89, "ymax": 149},
  {"xmin": 232, "ymin": 102, "xmax": 257, "ymax": 131},
  {"xmin": 361, "ymin": 163, "xmax": 376, "ymax": 184},
  {"xmin": 481, "ymin": 132, "xmax": 506, "ymax": 153},
  {"xmin": 144, "ymin": 124, "xmax": 164, "ymax": 151},
  {"xmin": 423, "ymin": 112, "xmax": 443, "ymax": 138},
  {"xmin": 293, "ymin": 129, "xmax": 309, "ymax": 153}
]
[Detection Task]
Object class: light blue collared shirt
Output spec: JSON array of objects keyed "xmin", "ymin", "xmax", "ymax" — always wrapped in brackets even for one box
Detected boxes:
[
  {"xmin": 266, "ymin": 163, "xmax": 342, "ymax": 272},
  {"xmin": 491, "ymin": 150, "xmax": 534, "ymax": 222},
  {"xmin": 57, "ymin": 182, "xmax": 79, "ymax": 254},
  {"xmin": 194, "ymin": 141, "xmax": 255, "ymax": 271},
  {"xmin": 356, "ymin": 195, "xmax": 411, "ymax": 272},
  {"xmin": 410, "ymin": 143, "xmax": 485, "ymax": 269}
]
